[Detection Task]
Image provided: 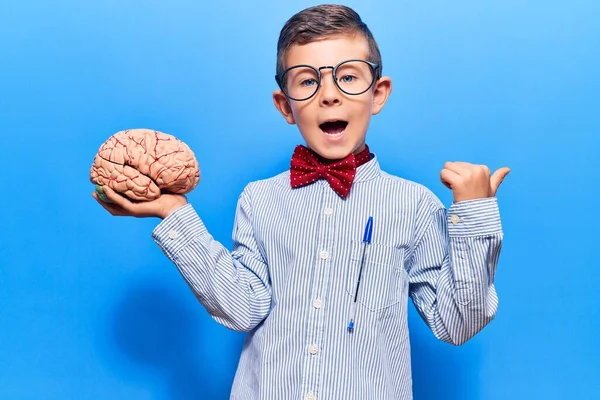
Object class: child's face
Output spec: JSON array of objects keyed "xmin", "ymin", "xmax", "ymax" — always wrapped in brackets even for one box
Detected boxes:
[{"xmin": 273, "ymin": 34, "xmax": 392, "ymax": 160}]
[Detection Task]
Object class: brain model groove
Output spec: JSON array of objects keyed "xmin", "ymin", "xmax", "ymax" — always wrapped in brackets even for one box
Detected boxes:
[{"xmin": 90, "ymin": 128, "xmax": 200, "ymax": 202}]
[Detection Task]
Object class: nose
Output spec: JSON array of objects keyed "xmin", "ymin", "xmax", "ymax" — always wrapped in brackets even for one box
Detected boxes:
[{"xmin": 318, "ymin": 70, "xmax": 341, "ymax": 106}]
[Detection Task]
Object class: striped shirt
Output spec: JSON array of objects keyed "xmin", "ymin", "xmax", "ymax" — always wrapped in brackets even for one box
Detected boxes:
[{"xmin": 152, "ymin": 154, "xmax": 503, "ymax": 400}]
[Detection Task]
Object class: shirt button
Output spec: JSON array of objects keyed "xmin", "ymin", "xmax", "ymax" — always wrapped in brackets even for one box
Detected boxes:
[
  {"xmin": 168, "ymin": 230, "xmax": 178, "ymax": 239},
  {"xmin": 313, "ymin": 299, "xmax": 323, "ymax": 309},
  {"xmin": 304, "ymin": 393, "xmax": 315, "ymax": 400},
  {"xmin": 309, "ymin": 344, "xmax": 319, "ymax": 355},
  {"xmin": 450, "ymin": 214, "xmax": 460, "ymax": 224},
  {"xmin": 319, "ymin": 251, "xmax": 329, "ymax": 260},
  {"xmin": 324, "ymin": 207, "xmax": 333, "ymax": 215}
]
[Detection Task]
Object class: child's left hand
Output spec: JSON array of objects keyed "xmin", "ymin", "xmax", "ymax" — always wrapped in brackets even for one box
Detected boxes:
[{"xmin": 440, "ymin": 162, "xmax": 510, "ymax": 203}]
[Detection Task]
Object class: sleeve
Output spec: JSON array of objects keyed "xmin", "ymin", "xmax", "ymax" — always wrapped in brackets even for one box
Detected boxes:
[
  {"xmin": 407, "ymin": 194, "xmax": 503, "ymax": 345},
  {"xmin": 151, "ymin": 186, "xmax": 272, "ymax": 332}
]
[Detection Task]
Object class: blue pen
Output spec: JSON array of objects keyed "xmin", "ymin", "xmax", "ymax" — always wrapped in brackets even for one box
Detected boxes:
[{"xmin": 348, "ymin": 216, "xmax": 373, "ymax": 332}]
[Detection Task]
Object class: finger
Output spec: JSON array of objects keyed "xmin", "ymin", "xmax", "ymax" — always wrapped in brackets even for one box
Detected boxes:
[
  {"xmin": 490, "ymin": 167, "xmax": 511, "ymax": 193},
  {"xmin": 92, "ymin": 192, "xmax": 122, "ymax": 215},
  {"xmin": 92, "ymin": 192, "xmax": 126, "ymax": 216},
  {"xmin": 444, "ymin": 161, "xmax": 472, "ymax": 175},
  {"xmin": 102, "ymin": 186, "xmax": 135, "ymax": 210},
  {"xmin": 440, "ymin": 168, "xmax": 460, "ymax": 189},
  {"xmin": 101, "ymin": 185, "xmax": 157, "ymax": 217}
]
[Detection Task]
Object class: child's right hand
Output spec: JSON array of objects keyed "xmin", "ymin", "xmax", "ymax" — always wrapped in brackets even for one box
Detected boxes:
[{"xmin": 92, "ymin": 185, "xmax": 188, "ymax": 219}]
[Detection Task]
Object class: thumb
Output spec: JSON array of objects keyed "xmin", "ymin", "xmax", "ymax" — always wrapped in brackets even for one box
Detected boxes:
[{"xmin": 490, "ymin": 167, "xmax": 511, "ymax": 193}]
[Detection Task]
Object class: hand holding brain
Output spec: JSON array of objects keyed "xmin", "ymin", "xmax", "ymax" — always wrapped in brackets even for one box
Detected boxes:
[{"xmin": 90, "ymin": 129, "xmax": 200, "ymax": 202}]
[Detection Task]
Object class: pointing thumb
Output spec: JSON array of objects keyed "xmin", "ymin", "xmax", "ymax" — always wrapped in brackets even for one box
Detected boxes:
[{"xmin": 490, "ymin": 167, "xmax": 511, "ymax": 193}]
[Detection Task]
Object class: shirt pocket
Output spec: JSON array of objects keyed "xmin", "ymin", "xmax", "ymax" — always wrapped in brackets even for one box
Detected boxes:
[{"xmin": 345, "ymin": 240, "xmax": 407, "ymax": 312}]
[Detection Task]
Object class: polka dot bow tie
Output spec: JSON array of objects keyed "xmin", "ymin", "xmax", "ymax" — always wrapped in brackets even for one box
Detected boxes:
[{"xmin": 290, "ymin": 145, "xmax": 371, "ymax": 199}]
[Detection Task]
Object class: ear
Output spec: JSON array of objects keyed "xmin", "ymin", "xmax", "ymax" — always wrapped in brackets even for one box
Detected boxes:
[
  {"xmin": 273, "ymin": 90, "xmax": 296, "ymax": 124},
  {"xmin": 371, "ymin": 76, "xmax": 392, "ymax": 115}
]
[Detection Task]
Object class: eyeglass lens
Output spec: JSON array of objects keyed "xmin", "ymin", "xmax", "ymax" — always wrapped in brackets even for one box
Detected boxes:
[{"xmin": 281, "ymin": 60, "xmax": 375, "ymax": 100}]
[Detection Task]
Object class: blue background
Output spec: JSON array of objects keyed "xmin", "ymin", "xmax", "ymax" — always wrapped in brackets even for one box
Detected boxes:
[{"xmin": 1, "ymin": 0, "xmax": 598, "ymax": 399}]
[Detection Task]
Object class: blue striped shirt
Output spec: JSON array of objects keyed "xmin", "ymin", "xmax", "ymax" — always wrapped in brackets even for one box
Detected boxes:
[{"xmin": 152, "ymin": 154, "xmax": 503, "ymax": 400}]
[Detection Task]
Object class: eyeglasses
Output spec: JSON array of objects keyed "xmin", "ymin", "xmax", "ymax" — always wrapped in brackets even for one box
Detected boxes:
[{"xmin": 275, "ymin": 59, "xmax": 380, "ymax": 101}]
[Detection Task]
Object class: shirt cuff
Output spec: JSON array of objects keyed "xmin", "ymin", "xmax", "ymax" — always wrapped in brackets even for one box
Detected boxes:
[
  {"xmin": 151, "ymin": 203, "xmax": 208, "ymax": 259},
  {"xmin": 447, "ymin": 197, "xmax": 502, "ymax": 237}
]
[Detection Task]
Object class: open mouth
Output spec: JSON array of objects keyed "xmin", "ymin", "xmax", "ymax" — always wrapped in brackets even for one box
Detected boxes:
[{"xmin": 319, "ymin": 120, "xmax": 348, "ymax": 135}]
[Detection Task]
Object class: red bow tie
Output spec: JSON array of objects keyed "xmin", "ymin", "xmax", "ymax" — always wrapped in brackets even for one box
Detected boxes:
[{"xmin": 290, "ymin": 145, "xmax": 371, "ymax": 198}]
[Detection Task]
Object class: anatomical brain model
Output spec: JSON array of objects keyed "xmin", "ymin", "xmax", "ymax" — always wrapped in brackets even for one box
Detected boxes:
[{"xmin": 90, "ymin": 128, "xmax": 200, "ymax": 202}]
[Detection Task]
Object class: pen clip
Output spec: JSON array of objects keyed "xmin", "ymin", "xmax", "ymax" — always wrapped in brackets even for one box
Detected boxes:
[{"xmin": 363, "ymin": 216, "xmax": 373, "ymax": 243}]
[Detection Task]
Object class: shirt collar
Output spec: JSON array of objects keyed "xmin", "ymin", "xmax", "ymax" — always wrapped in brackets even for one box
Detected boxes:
[{"xmin": 354, "ymin": 153, "xmax": 381, "ymax": 183}]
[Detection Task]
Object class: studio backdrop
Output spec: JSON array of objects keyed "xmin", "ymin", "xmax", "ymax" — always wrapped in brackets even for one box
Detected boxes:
[{"xmin": 1, "ymin": 0, "xmax": 598, "ymax": 399}]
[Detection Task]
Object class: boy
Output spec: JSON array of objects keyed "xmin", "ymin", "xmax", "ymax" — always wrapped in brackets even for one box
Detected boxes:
[{"xmin": 94, "ymin": 4, "xmax": 510, "ymax": 399}]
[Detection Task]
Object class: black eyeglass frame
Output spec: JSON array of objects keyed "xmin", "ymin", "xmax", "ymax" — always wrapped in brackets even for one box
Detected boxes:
[{"xmin": 275, "ymin": 59, "xmax": 381, "ymax": 101}]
